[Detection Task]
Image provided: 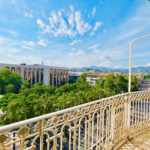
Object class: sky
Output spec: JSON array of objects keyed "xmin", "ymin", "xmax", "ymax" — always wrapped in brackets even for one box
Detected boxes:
[{"xmin": 0, "ymin": 0, "xmax": 150, "ymax": 68}]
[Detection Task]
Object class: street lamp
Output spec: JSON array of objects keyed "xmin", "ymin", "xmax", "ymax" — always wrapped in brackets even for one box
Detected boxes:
[{"xmin": 128, "ymin": 34, "xmax": 150, "ymax": 93}]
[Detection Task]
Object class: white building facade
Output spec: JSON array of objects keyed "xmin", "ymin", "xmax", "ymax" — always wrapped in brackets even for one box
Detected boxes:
[
  {"xmin": 0, "ymin": 63, "xmax": 69, "ymax": 88},
  {"xmin": 86, "ymin": 76, "xmax": 100, "ymax": 86}
]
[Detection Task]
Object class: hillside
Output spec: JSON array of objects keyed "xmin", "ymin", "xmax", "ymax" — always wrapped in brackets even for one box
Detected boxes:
[{"xmin": 69, "ymin": 66, "xmax": 150, "ymax": 74}]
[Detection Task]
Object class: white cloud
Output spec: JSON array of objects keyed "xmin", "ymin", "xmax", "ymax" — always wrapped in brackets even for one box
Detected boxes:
[
  {"xmin": 147, "ymin": 62, "xmax": 150, "ymax": 66},
  {"xmin": 91, "ymin": 7, "xmax": 96, "ymax": 17},
  {"xmin": 0, "ymin": 28, "xmax": 18, "ymax": 36},
  {"xmin": 75, "ymin": 11, "xmax": 91, "ymax": 35},
  {"xmin": 103, "ymin": 29, "xmax": 106, "ymax": 32},
  {"xmin": 37, "ymin": 19, "xmax": 45, "ymax": 28},
  {"xmin": 87, "ymin": 44, "xmax": 100, "ymax": 49},
  {"xmin": 9, "ymin": 31, "xmax": 18, "ymax": 36},
  {"xmin": 99, "ymin": 50, "xmax": 124, "ymax": 61},
  {"xmin": 22, "ymin": 46, "xmax": 33, "ymax": 50},
  {"xmin": 68, "ymin": 5, "xmax": 74, "ymax": 27},
  {"xmin": 49, "ymin": 10, "xmax": 58, "ymax": 24},
  {"xmin": 24, "ymin": 56, "xmax": 43, "ymax": 63},
  {"xmin": 37, "ymin": 39, "xmax": 47, "ymax": 47},
  {"xmin": 11, "ymin": 49, "xmax": 20, "ymax": 52},
  {"xmin": 68, "ymin": 50, "xmax": 86, "ymax": 57},
  {"xmin": 72, "ymin": 48, "xmax": 76, "ymax": 50},
  {"xmin": 11, "ymin": 0, "xmax": 16, "ymax": 3},
  {"xmin": 44, "ymin": 60, "xmax": 64, "ymax": 66},
  {"xmin": 97, "ymin": 61, "xmax": 112, "ymax": 67},
  {"xmin": 90, "ymin": 32, "xmax": 95, "ymax": 36},
  {"xmin": 88, "ymin": 7, "xmax": 96, "ymax": 18},
  {"xmin": 69, "ymin": 39, "xmax": 81, "ymax": 45},
  {"xmin": 7, "ymin": 54, "xmax": 16, "ymax": 57},
  {"xmin": 37, "ymin": 9, "xmax": 77, "ymax": 38},
  {"xmin": 17, "ymin": 56, "xmax": 63, "ymax": 66},
  {"xmin": 93, "ymin": 22, "xmax": 102, "ymax": 31},
  {"xmin": 25, "ymin": 13, "xmax": 33, "ymax": 18},
  {"xmin": 37, "ymin": 6, "xmax": 92, "ymax": 38},
  {"xmin": 41, "ymin": 9, "xmax": 46, "ymax": 18},
  {"xmin": 23, "ymin": 41, "xmax": 34, "ymax": 45},
  {"xmin": 93, "ymin": 49, "xmax": 100, "ymax": 53},
  {"xmin": 114, "ymin": 65, "xmax": 123, "ymax": 69}
]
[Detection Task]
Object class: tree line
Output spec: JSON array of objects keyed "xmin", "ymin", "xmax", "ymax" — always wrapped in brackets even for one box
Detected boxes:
[
  {"xmin": 0, "ymin": 69, "xmax": 138, "ymax": 125},
  {"xmin": 144, "ymin": 74, "xmax": 150, "ymax": 80}
]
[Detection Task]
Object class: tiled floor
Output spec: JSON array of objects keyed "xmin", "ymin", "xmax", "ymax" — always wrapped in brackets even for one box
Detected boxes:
[{"xmin": 119, "ymin": 135, "xmax": 150, "ymax": 150}]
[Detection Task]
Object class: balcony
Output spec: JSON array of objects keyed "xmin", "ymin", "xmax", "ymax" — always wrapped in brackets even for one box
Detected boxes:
[{"xmin": 0, "ymin": 91, "xmax": 150, "ymax": 150}]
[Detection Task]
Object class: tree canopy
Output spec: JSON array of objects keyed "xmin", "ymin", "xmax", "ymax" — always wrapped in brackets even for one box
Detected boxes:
[
  {"xmin": 144, "ymin": 74, "xmax": 150, "ymax": 80},
  {"xmin": 0, "ymin": 72, "xmax": 139, "ymax": 125},
  {"xmin": 0, "ymin": 68, "xmax": 22, "ymax": 94}
]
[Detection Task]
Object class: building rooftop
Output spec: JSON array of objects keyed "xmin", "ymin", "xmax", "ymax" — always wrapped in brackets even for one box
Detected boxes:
[
  {"xmin": 87, "ymin": 72, "xmax": 128, "ymax": 77},
  {"xmin": 131, "ymin": 73, "xmax": 143, "ymax": 75},
  {"xmin": 0, "ymin": 63, "xmax": 68, "ymax": 69}
]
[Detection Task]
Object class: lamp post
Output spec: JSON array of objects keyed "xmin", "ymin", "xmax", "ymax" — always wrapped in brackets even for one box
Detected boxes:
[{"xmin": 128, "ymin": 34, "xmax": 150, "ymax": 92}]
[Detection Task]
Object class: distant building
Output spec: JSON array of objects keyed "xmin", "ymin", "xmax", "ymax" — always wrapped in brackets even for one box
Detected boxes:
[
  {"xmin": 86, "ymin": 72, "xmax": 127, "ymax": 86},
  {"xmin": 69, "ymin": 72, "xmax": 84, "ymax": 82},
  {"xmin": 0, "ymin": 63, "xmax": 69, "ymax": 88},
  {"xmin": 89, "ymin": 70, "xmax": 94, "ymax": 73},
  {"xmin": 131, "ymin": 73, "xmax": 144, "ymax": 86}
]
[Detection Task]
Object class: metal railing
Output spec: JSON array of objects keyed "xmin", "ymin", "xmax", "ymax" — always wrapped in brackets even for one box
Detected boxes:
[{"xmin": 0, "ymin": 91, "xmax": 150, "ymax": 150}]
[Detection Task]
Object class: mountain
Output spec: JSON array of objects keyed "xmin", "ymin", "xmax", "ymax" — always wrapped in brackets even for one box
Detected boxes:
[{"xmin": 69, "ymin": 66, "xmax": 150, "ymax": 74}]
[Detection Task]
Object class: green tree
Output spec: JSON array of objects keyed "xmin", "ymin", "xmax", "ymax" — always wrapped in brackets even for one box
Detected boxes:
[
  {"xmin": 80, "ymin": 72, "xmax": 90, "ymax": 81},
  {"xmin": 144, "ymin": 74, "xmax": 150, "ymax": 79},
  {"xmin": 114, "ymin": 75, "xmax": 128, "ymax": 93},
  {"xmin": 0, "ymin": 71, "xmax": 139, "ymax": 125},
  {"xmin": 23, "ymin": 80, "xmax": 30, "ymax": 88},
  {"xmin": 126, "ymin": 75, "xmax": 139, "ymax": 92},
  {"xmin": 94, "ymin": 77, "xmax": 104, "ymax": 88},
  {"xmin": 104, "ymin": 73, "xmax": 116, "ymax": 91},
  {"xmin": 69, "ymin": 79, "xmax": 75, "ymax": 84},
  {"xmin": 5, "ymin": 84, "xmax": 14, "ymax": 94},
  {"xmin": 0, "ymin": 68, "xmax": 22, "ymax": 94},
  {"xmin": 34, "ymin": 82, "xmax": 43, "ymax": 87},
  {"xmin": 20, "ymin": 80, "xmax": 30, "ymax": 92}
]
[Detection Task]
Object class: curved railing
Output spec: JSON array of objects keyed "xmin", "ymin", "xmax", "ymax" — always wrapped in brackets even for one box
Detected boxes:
[{"xmin": 0, "ymin": 91, "xmax": 150, "ymax": 150}]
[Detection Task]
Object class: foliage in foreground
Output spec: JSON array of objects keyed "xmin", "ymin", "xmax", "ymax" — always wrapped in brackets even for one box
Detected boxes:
[{"xmin": 0, "ymin": 73, "xmax": 138, "ymax": 125}]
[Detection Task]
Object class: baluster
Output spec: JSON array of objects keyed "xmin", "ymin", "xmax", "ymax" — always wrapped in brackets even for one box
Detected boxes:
[
  {"xmin": 147, "ymin": 98, "xmax": 148, "ymax": 121},
  {"xmin": 85, "ymin": 121, "xmax": 87, "ymax": 149},
  {"xmin": 92, "ymin": 115, "xmax": 94, "ymax": 149},
  {"xmin": 96, "ymin": 115, "xmax": 98, "ymax": 148},
  {"xmin": 127, "ymin": 97, "xmax": 131, "ymax": 129},
  {"xmin": 40, "ymin": 119, "xmax": 44, "ymax": 150},
  {"xmin": 132, "ymin": 101, "xmax": 134, "ymax": 126},
  {"xmin": 69, "ymin": 128, "xmax": 71, "ymax": 150},
  {"xmin": 149, "ymin": 101, "xmax": 150, "ymax": 121},
  {"xmin": 138, "ymin": 100, "xmax": 139, "ymax": 123},
  {"xmin": 111, "ymin": 106, "xmax": 115, "ymax": 141},
  {"xmin": 144, "ymin": 99, "xmax": 145, "ymax": 122}
]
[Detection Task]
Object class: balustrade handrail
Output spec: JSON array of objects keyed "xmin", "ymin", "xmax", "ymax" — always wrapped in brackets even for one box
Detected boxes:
[
  {"xmin": 0, "ymin": 92, "xmax": 129, "ymax": 132},
  {"xmin": 1, "ymin": 90, "xmax": 149, "ymax": 150}
]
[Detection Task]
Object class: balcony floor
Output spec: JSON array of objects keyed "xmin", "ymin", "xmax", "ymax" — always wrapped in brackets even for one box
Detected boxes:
[{"xmin": 119, "ymin": 135, "xmax": 150, "ymax": 150}]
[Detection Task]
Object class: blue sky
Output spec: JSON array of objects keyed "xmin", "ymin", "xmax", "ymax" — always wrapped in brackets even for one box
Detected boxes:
[{"xmin": 0, "ymin": 0, "xmax": 150, "ymax": 68}]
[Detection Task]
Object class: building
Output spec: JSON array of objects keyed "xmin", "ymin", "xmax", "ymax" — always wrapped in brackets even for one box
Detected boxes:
[
  {"xmin": 131, "ymin": 73, "xmax": 144, "ymax": 86},
  {"xmin": 86, "ymin": 72, "xmax": 127, "ymax": 86},
  {"xmin": 0, "ymin": 63, "xmax": 69, "ymax": 88},
  {"xmin": 69, "ymin": 72, "xmax": 84, "ymax": 82}
]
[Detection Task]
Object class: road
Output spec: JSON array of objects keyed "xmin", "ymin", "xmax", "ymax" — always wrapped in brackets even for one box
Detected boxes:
[{"xmin": 139, "ymin": 79, "xmax": 150, "ymax": 91}]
